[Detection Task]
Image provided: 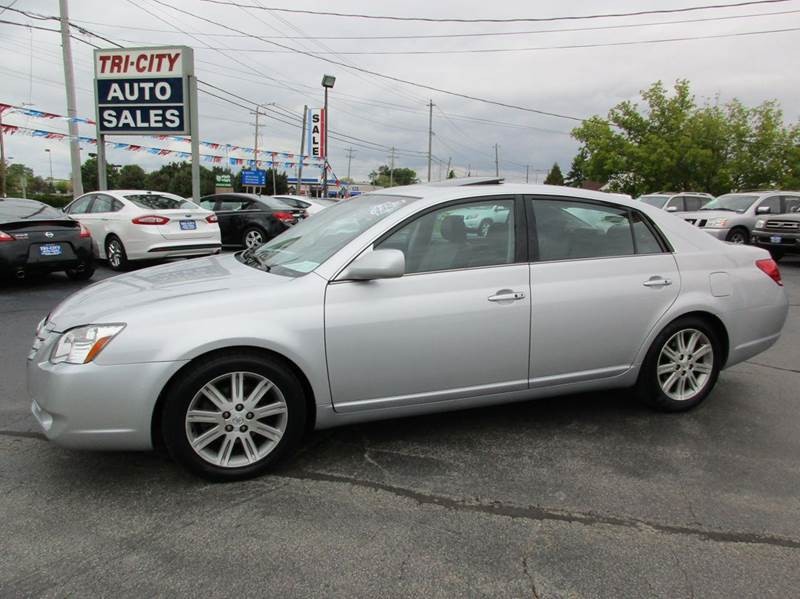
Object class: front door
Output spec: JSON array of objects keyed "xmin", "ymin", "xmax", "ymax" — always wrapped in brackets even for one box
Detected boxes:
[
  {"xmin": 528, "ymin": 197, "xmax": 680, "ymax": 386},
  {"xmin": 325, "ymin": 196, "xmax": 531, "ymax": 412}
]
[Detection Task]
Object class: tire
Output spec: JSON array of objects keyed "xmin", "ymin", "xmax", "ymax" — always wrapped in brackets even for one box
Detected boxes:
[
  {"xmin": 478, "ymin": 219, "xmax": 492, "ymax": 238},
  {"xmin": 725, "ymin": 227, "xmax": 748, "ymax": 244},
  {"xmin": 161, "ymin": 351, "xmax": 307, "ymax": 481},
  {"xmin": 635, "ymin": 316, "xmax": 722, "ymax": 412},
  {"xmin": 105, "ymin": 235, "xmax": 129, "ymax": 271},
  {"xmin": 242, "ymin": 227, "xmax": 266, "ymax": 249},
  {"xmin": 66, "ymin": 259, "xmax": 95, "ymax": 281}
]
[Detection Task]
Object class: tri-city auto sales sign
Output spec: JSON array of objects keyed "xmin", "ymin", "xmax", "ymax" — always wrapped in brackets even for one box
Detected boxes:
[{"xmin": 94, "ymin": 46, "xmax": 194, "ymax": 135}]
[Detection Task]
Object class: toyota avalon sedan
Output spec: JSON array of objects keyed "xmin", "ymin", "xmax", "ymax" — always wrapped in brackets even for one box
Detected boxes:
[{"xmin": 28, "ymin": 181, "xmax": 789, "ymax": 481}]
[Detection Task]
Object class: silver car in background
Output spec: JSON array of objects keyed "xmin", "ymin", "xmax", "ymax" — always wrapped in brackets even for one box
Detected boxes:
[
  {"xmin": 28, "ymin": 182, "xmax": 789, "ymax": 481},
  {"xmin": 680, "ymin": 191, "xmax": 800, "ymax": 244},
  {"xmin": 638, "ymin": 192, "xmax": 713, "ymax": 213}
]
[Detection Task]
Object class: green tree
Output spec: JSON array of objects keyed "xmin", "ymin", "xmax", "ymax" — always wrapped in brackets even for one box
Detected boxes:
[
  {"xmin": 117, "ymin": 164, "xmax": 146, "ymax": 189},
  {"xmin": 448, "ymin": 169, "xmax": 456, "ymax": 179},
  {"xmin": 544, "ymin": 163, "xmax": 564, "ymax": 185},
  {"xmin": 570, "ymin": 80, "xmax": 800, "ymax": 196},
  {"xmin": 5, "ymin": 163, "xmax": 34, "ymax": 196},
  {"xmin": 369, "ymin": 165, "xmax": 417, "ymax": 187},
  {"xmin": 143, "ymin": 161, "xmax": 215, "ymax": 197},
  {"xmin": 565, "ymin": 148, "xmax": 588, "ymax": 188},
  {"xmin": 81, "ymin": 157, "xmax": 119, "ymax": 192}
]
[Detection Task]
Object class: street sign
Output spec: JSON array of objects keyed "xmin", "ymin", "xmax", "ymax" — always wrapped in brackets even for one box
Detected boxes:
[
  {"xmin": 241, "ymin": 169, "xmax": 266, "ymax": 186},
  {"xmin": 94, "ymin": 46, "xmax": 194, "ymax": 135},
  {"xmin": 306, "ymin": 108, "xmax": 326, "ymax": 159},
  {"xmin": 215, "ymin": 173, "xmax": 232, "ymax": 186}
]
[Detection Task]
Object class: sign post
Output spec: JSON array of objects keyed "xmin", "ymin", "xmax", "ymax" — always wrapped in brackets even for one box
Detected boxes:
[{"xmin": 93, "ymin": 46, "xmax": 197, "ymax": 198}]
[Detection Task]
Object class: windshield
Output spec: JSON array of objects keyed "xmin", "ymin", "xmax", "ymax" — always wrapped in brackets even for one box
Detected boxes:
[
  {"xmin": 700, "ymin": 194, "xmax": 758, "ymax": 213},
  {"xmin": 0, "ymin": 199, "xmax": 62, "ymax": 222},
  {"xmin": 125, "ymin": 193, "xmax": 197, "ymax": 210},
  {"xmin": 638, "ymin": 195, "xmax": 669, "ymax": 208},
  {"xmin": 251, "ymin": 193, "xmax": 420, "ymax": 277}
]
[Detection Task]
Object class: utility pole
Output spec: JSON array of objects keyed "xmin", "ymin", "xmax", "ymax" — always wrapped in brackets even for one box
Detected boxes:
[
  {"xmin": 446, "ymin": 157, "xmax": 451, "ymax": 179},
  {"xmin": 427, "ymin": 99, "xmax": 433, "ymax": 182},
  {"xmin": 297, "ymin": 104, "xmax": 307, "ymax": 194},
  {"xmin": 389, "ymin": 147, "xmax": 395, "ymax": 187},
  {"xmin": 494, "ymin": 144, "xmax": 500, "ymax": 177},
  {"xmin": 0, "ymin": 109, "xmax": 6, "ymax": 197},
  {"xmin": 322, "ymin": 85, "xmax": 329, "ymax": 199},
  {"xmin": 526, "ymin": 164, "xmax": 529, "ymax": 183},
  {"xmin": 345, "ymin": 147, "xmax": 355, "ymax": 180},
  {"xmin": 59, "ymin": 0, "xmax": 83, "ymax": 198},
  {"xmin": 467, "ymin": 163, "xmax": 471, "ymax": 177}
]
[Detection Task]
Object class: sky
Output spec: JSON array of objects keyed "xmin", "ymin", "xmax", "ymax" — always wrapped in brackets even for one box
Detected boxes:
[{"xmin": 1, "ymin": 0, "xmax": 799, "ymax": 185}]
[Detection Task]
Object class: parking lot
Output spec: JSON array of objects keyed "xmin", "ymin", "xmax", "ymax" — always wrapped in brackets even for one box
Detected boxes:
[{"xmin": 1, "ymin": 254, "xmax": 799, "ymax": 598}]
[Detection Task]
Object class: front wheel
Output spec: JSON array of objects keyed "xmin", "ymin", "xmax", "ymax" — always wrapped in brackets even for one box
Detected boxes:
[
  {"xmin": 725, "ymin": 228, "xmax": 748, "ymax": 244},
  {"xmin": 636, "ymin": 317, "xmax": 721, "ymax": 412},
  {"xmin": 162, "ymin": 352, "xmax": 307, "ymax": 481}
]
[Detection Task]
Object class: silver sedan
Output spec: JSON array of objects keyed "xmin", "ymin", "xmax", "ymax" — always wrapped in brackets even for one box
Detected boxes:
[{"xmin": 28, "ymin": 182, "xmax": 789, "ymax": 481}]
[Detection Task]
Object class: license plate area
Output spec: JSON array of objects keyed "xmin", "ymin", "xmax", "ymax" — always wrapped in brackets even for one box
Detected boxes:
[
  {"xmin": 180, "ymin": 220, "xmax": 197, "ymax": 230},
  {"xmin": 770, "ymin": 235, "xmax": 782, "ymax": 244},
  {"xmin": 39, "ymin": 243, "xmax": 63, "ymax": 256}
]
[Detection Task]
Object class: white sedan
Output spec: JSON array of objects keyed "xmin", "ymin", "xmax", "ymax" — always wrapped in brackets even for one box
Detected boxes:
[
  {"xmin": 63, "ymin": 190, "xmax": 221, "ymax": 270},
  {"xmin": 273, "ymin": 195, "xmax": 336, "ymax": 216}
]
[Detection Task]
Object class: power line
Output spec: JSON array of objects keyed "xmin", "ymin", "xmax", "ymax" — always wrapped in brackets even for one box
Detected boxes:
[
  {"xmin": 66, "ymin": 9, "xmax": 800, "ymax": 40},
  {"xmin": 148, "ymin": 0, "xmax": 585, "ymax": 122},
  {"xmin": 183, "ymin": 26, "xmax": 800, "ymax": 55},
  {"xmin": 197, "ymin": 0, "xmax": 791, "ymax": 24}
]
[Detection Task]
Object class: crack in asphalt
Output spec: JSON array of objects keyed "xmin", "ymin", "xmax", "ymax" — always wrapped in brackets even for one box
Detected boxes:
[
  {"xmin": 744, "ymin": 361, "xmax": 800, "ymax": 374},
  {"xmin": 286, "ymin": 470, "xmax": 800, "ymax": 551},
  {"xmin": 521, "ymin": 556, "xmax": 541, "ymax": 599}
]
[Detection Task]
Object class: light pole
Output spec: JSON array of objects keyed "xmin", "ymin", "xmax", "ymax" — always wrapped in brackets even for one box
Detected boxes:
[
  {"xmin": 321, "ymin": 74, "xmax": 335, "ymax": 199},
  {"xmin": 45, "ymin": 149, "xmax": 54, "ymax": 192}
]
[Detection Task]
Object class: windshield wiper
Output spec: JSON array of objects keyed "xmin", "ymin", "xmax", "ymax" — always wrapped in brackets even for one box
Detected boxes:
[{"xmin": 239, "ymin": 248, "xmax": 271, "ymax": 272}]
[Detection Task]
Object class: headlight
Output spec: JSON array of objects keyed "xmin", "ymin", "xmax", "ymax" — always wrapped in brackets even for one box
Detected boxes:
[
  {"xmin": 755, "ymin": 219, "xmax": 765, "ymax": 229},
  {"xmin": 50, "ymin": 324, "xmax": 125, "ymax": 365},
  {"xmin": 705, "ymin": 217, "xmax": 729, "ymax": 228}
]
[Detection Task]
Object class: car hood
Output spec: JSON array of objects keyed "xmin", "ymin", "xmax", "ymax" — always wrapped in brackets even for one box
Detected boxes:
[{"xmin": 47, "ymin": 254, "xmax": 288, "ymax": 332}]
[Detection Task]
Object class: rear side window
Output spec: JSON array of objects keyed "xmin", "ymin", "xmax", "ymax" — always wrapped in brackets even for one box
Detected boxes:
[
  {"xmin": 532, "ymin": 199, "xmax": 664, "ymax": 261},
  {"xmin": 218, "ymin": 200, "xmax": 246, "ymax": 211},
  {"xmin": 684, "ymin": 196, "xmax": 706, "ymax": 211},
  {"xmin": 783, "ymin": 196, "xmax": 800, "ymax": 213},
  {"xmin": 90, "ymin": 194, "xmax": 115, "ymax": 213}
]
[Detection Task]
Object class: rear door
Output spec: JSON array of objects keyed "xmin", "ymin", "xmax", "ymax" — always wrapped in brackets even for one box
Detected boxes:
[{"xmin": 528, "ymin": 196, "xmax": 680, "ymax": 387}]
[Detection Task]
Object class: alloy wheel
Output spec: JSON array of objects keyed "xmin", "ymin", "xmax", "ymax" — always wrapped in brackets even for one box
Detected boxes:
[
  {"xmin": 244, "ymin": 230, "xmax": 264, "ymax": 249},
  {"xmin": 656, "ymin": 328, "xmax": 714, "ymax": 401},
  {"xmin": 107, "ymin": 240, "xmax": 122, "ymax": 268},
  {"xmin": 727, "ymin": 231, "xmax": 746, "ymax": 244},
  {"xmin": 185, "ymin": 371, "xmax": 288, "ymax": 468}
]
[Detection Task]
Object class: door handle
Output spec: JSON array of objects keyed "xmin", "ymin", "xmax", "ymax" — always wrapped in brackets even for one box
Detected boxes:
[
  {"xmin": 642, "ymin": 277, "xmax": 672, "ymax": 288},
  {"xmin": 488, "ymin": 290, "xmax": 526, "ymax": 302}
]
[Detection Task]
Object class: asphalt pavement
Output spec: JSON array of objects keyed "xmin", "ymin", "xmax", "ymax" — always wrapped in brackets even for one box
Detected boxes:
[{"xmin": 1, "ymin": 254, "xmax": 799, "ymax": 598}]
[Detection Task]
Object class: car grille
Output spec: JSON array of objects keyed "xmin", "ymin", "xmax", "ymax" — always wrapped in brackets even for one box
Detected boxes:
[
  {"xmin": 765, "ymin": 220, "xmax": 800, "ymax": 230},
  {"xmin": 683, "ymin": 218, "xmax": 707, "ymax": 228}
]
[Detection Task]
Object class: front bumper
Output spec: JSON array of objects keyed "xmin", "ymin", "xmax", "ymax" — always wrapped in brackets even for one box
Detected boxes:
[
  {"xmin": 751, "ymin": 231, "xmax": 800, "ymax": 253},
  {"xmin": 27, "ymin": 348, "xmax": 187, "ymax": 450}
]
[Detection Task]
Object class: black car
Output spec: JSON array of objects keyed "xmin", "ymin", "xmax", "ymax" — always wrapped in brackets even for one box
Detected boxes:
[
  {"xmin": 199, "ymin": 193, "xmax": 306, "ymax": 249},
  {"xmin": 0, "ymin": 198, "xmax": 94, "ymax": 281}
]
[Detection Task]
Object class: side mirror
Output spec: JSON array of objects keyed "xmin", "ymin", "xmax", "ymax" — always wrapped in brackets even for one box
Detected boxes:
[
  {"xmin": 756, "ymin": 205, "xmax": 771, "ymax": 214},
  {"xmin": 340, "ymin": 249, "xmax": 405, "ymax": 281},
  {"xmin": 666, "ymin": 206, "xmax": 678, "ymax": 212}
]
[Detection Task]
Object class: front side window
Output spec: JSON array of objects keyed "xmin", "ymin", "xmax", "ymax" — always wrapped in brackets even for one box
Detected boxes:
[
  {"xmin": 376, "ymin": 199, "xmax": 515, "ymax": 275},
  {"xmin": 639, "ymin": 195, "xmax": 669, "ymax": 209},
  {"xmin": 251, "ymin": 193, "xmax": 420, "ymax": 277},
  {"xmin": 701, "ymin": 194, "xmax": 758, "ymax": 213},
  {"xmin": 684, "ymin": 196, "xmax": 706, "ymax": 211},
  {"xmin": 665, "ymin": 197, "xmax": 683, "ymax": 211},
  {"xmin": 66, "ymin": 195, "xmax": 93, "ymax": 214},
  {"xmin": 532, "ymin": 199, "xmax": 663, "ymax": 261},
  {"xmin": 199, "ymin": 199, "xmax": 216, "ymax": 210},
  {"xmin": 757, "ymin": 196, "xmax": 781, "ymax": 214}
]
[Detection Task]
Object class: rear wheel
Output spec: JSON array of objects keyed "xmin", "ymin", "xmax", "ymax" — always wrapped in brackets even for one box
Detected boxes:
[
  {"xmin": 725, "ymin": 227, "xmax": 748, "ymax": 244},
  {"xmin": 105, "ymin": 235, "xmax": 129, "ymax": 271},
  {"xmin": 636, "ymin": 316, "xmax": 721, "ymax": 412},
  {"xmin": 161, "ymin": 352, "xmax": 307, "ymax": 481},
  {"xmin": 242, "ymin": 227, "xmax": 265, "ymax": 249}
]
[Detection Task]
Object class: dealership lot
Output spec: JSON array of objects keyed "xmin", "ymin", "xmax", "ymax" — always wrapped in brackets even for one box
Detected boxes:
[{"xmin": 1, "ymin": 256, "xmax": 799, "ymax": 597}]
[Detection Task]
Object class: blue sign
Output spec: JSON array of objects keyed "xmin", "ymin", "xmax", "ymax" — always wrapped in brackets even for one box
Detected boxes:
[
  {"xmin": 97, "ymin": 106, "xmax": 185, "ymax": 133},
  {"xmin": 97, "ymin": 78, "xmax": 184, "ymax": 104},
  {"xmin": 242, "ymin": 169, "xmax": 266, "ymax": 186}
]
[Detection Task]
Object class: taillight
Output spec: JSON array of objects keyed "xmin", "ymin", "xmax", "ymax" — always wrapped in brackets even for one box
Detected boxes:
[
  {"xmin": 79, "ymin": 223, "xmax": 91, "ymax": 238},
  {"xmin": 273, "ymin": 211, "xmax": 294, "ymax": 223},
  {"xmin": 756, "ymin": 258, "xmax": 782, "ymax": 286},
  {"xmin": 132, "ymin": 215, "xmax": 170, "ymax": 225},
  {"xmin": 0, "ymin": 230, "xmax": 13, "ymax": 242},
  {"xmin": 205, "ymin": 214, "xmax": 218, "ymax": 224}
]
